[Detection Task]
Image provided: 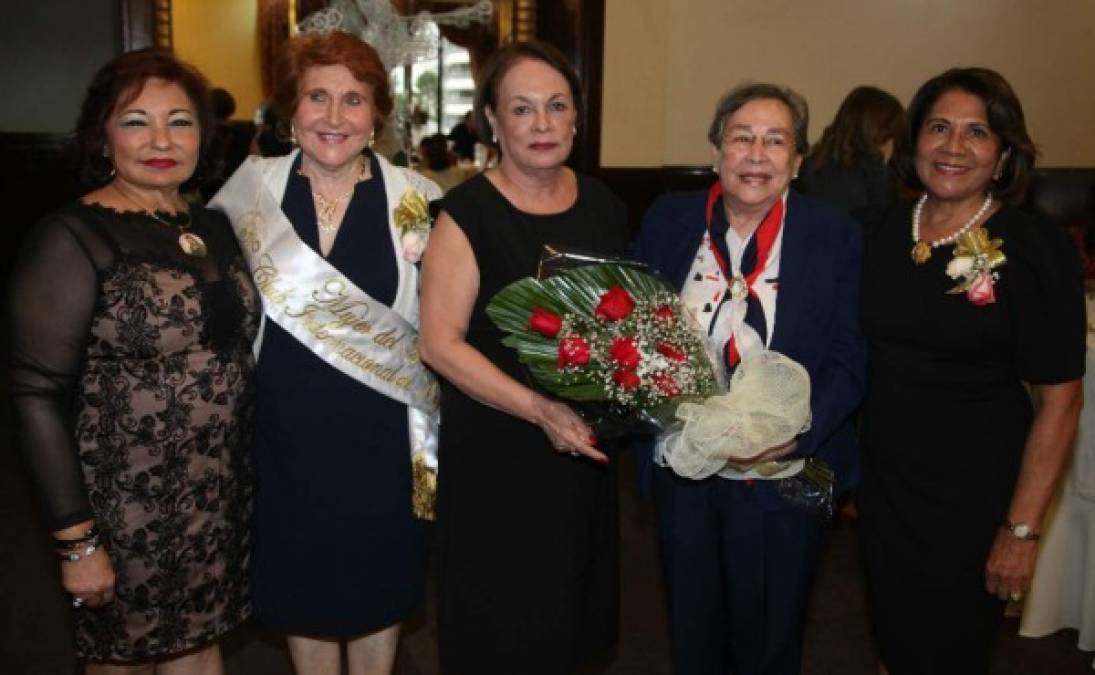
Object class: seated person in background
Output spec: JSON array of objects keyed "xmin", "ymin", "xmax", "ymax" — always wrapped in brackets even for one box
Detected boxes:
[
  {"xmin": 252, "ymin": 101, "xmax": 293, "ymax": 158},
  {"xmin": 201, "ymin": 87, "xmax": 255, "ymax": 202},
  {"xmin": 447, "ymin": 110, "xmax": 477, "ymax": 161},
  {"xmin": 418, "ymin": 133, "xmax": 468, "ymax": 193},
  {"xmin": 799, "ymin": 85, "xmax": 904, "ymax": 221}
]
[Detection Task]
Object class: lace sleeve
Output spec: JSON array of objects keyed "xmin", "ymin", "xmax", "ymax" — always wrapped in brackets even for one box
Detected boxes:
[{"xmin": 7, "ymin": 213, "xmax": 101, "ymax": 530}]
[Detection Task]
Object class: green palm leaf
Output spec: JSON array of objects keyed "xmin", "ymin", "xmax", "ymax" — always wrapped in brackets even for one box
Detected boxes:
[{"xmin": 487, "ymin": 263, "xmax": 686, "ymax": 400}]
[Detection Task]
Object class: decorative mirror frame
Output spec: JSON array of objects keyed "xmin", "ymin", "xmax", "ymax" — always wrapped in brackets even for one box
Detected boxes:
[
  {"xmin": 117, "ymin": 0, "xmax": 604, "ymax": 172},
  {"xmin": 120, "ymin": 1, "xmax": 528, "ymax": 52},
  {"xmin": 119, "ymin": 0, "xmax": 172, "ymax": 51}
]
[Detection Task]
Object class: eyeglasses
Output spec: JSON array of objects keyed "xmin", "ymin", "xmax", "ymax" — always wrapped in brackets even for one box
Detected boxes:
[{"xmin": 721, "ymin": 131, "xmax": 794, "ymax": 150}]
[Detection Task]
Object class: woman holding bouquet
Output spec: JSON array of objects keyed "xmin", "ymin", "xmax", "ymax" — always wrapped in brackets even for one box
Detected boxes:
[
  {"xmin": 419, "ymin": 41, "xmax": 628, "ymax": 673},
  {"xmin": 632, "ymin": 82, "xmax": 865, "ymax": 675},
  {"xmin": 858, "ymin": 67, "xmax": 1085, "ymax": 674}
]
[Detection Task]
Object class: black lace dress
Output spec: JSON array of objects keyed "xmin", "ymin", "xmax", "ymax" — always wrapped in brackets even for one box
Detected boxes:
[{"xmin": 7, "ymin": 202, "xmax": 259, "ymax": 662}]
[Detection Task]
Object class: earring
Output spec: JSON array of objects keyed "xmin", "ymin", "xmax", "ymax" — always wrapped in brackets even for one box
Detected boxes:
[
  {"xmin": 572, "ymin": 125, "xmax": 577, "ymax": 137},
  {"xmin": 289, "ymin": 124, "xmax": 298, "ymax": 145},
  {"xmin": 712, "ymin": 164, "xmax": 719, "ymax": 175},
  {"xmin": 368, "ymin": 128, "xmax": 375, "ymax": 147},
  {"xmin": 102, "ymin": 147, "xmax": 115, "ymax": 176}
]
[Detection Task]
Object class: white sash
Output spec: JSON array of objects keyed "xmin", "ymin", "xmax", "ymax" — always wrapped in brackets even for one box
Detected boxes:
[{"xmin": 211, "ymin": 152, "xmax": 441, "ymax": 519}]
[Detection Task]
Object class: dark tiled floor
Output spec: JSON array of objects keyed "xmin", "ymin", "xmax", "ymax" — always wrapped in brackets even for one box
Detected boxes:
[{"xmin": 2, "ymin": 442, "xmax": 1091, "ymax": 674}]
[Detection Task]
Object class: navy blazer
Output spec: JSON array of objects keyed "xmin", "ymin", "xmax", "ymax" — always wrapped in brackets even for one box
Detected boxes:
[{"xmin": 631, "ymin": 188, "xmax": 866, "ymax": 498}]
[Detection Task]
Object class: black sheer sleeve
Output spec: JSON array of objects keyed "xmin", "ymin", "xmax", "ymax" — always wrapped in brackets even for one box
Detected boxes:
[{"xmin": 7, "ymin": 212, "xmax": 102, "ymax": 530}]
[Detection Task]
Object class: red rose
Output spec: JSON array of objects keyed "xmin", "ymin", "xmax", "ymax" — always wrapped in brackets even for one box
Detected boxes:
[
  {"xmin": 967, "ymin": 271, "xmax": 996, "ymax": 306},
  {"xmin": 609, "ymin": 336, "xmax": 641, "ymax": 370},
  {"xmin": 657, "ymin": 341, "xmax": 687, "ymax": 362},
  {"xmin": 528, "ymin": 307, "xmax": 562, "ymax": 338},
  {"xmin": 557, "ymin": 335, "xmax": 591, "ymax": 367},
  {"xmin": 612, "ymin": 369, "xmax": 641, "ymax": 390},
  {"xmin": 652, "ymin": 372, "xmax": 681, "ymax": 397},
  {"xmin": 653, "ymin": 305, "xmax": 676, "ymax": 324},
  {"xmin": 595, "ymin": 285, "xmax": 635, "ymax": 321}
]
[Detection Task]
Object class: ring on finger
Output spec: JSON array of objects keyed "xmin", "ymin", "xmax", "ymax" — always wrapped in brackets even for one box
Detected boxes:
[{"xmin": 72, "ymin": 597, "xmax": 84, "ymax": 608}]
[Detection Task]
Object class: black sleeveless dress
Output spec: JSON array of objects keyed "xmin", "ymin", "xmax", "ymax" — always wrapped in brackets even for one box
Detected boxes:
[{"xmin": 436, "ymin": 173, "xmax": 629, "ymax": 674}]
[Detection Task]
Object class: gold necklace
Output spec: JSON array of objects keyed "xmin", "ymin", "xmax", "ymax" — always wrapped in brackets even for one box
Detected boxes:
[
  {"xmin": 111, "ymin": 183, "xmax": 206, "ymax": 257},
  {"xmin": 297, "ymin": 156, "xmax": 370, "ymax": 234}
]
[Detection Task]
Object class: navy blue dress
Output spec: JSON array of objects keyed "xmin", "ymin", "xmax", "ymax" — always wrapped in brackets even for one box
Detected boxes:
[{"xmin": 251, "ymin": 151, "xmax": 424, "ymax": 635}]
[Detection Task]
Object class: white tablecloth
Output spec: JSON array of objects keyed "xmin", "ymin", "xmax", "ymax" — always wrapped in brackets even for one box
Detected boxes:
[{"xmin": 1019, "ymin": 347, "xmax": 1095, "ymax": 666}]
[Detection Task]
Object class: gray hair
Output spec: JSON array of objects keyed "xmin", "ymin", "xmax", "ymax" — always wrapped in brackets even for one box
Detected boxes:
[{"xmin": 707, "ymin": 82, "xmax": 810, "ymax": 155}]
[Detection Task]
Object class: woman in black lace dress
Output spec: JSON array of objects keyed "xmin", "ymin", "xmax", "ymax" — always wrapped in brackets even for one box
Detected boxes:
[{"xmin": 7, "ymin": 51, "xmax": 258, "ymax": 672}]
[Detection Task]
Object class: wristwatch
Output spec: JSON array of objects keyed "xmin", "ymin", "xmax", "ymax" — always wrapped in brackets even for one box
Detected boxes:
[{"xmin": 1004, "ymin": 521, "xmax": 1040, "ymax": 541}]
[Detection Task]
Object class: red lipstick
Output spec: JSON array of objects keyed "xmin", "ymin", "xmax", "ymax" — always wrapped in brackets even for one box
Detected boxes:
[{"xmin": 142, "ymin": 159, "xmax": 179, "ymax": 169}]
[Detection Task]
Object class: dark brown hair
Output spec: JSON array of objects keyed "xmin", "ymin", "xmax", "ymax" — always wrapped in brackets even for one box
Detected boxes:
[
  {"xmin": 75, "ymin": 49, "xmax": 213, "ymax": 186},
  {"xmin": 892, "ymin": 67, "xmax": 1036, "ymax": 204},
  {"xmin": 419, "ymin": 133, "xmax": 452, "ymax": 171},
  {"xmin": 810, "ymin": 86, "xmax": 904, "ymax": 168},
  {"xmin": 473, "ymin": 40, "xmax": 583, "ymax": 149},
  {"xmin": 707, "ymin": 82, "xmax": 810, "ymax": 156},
  {"xmin": 272, "ymin": 31, "xmax": 393, "ymax": 138}
]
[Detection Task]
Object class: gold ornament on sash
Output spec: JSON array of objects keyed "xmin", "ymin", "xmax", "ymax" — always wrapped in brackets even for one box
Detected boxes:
[
  {"xmin": 412, "ymin": 453, "xmax": 437, "ymax": 520},
  {"xmin": 393, "ymin": 189, "xmax": 432, "ymax": 263}
]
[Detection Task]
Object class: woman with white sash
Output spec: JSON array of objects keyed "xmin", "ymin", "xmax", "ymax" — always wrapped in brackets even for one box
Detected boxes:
[{"xmin": 211, "ymin": 32, "xmax": 440, "ymax": 675}]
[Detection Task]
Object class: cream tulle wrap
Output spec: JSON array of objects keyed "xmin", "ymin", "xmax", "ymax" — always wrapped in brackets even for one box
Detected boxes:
[{"xmin": 661, "ymin": 351, "xmax": 812, "ymax": 480}]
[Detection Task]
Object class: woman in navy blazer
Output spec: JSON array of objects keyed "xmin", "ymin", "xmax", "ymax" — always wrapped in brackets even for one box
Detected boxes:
[{"xmin": 632, "ymin": 83, "xmax": 865, "ymax": 675}]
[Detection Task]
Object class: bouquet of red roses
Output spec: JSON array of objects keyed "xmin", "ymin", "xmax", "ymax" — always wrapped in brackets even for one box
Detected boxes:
[
  {"xmin": 488, "ymin": 258, "xmax": 833, "ymax": 516},
  {"xmin": 486, "ymin": 263, "xmax": 719, "ymax": 426}
]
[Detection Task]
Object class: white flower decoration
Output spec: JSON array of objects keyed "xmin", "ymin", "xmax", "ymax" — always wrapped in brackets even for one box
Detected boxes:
[
  {"xmin": 401, "ymin": 230, "xmax": 427, "ymax": 263},
  {"xmin": 945, "ymin": 255, "xmax": 975, "ymax": 280}
]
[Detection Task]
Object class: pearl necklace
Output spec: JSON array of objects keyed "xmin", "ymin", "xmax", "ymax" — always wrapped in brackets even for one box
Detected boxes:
[{"xmin": 910, "ymin": 193, "xmax": 993, "ymax": 264}]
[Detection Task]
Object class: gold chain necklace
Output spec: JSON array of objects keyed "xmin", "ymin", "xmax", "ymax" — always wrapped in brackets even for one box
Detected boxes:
[
  {"xmin": 297, "ymin": 156, "xmax": 370, "ymax": 234},
  {"xmin": 111, "ymin": 183, "xmax": 207, "ymax": 257}
]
